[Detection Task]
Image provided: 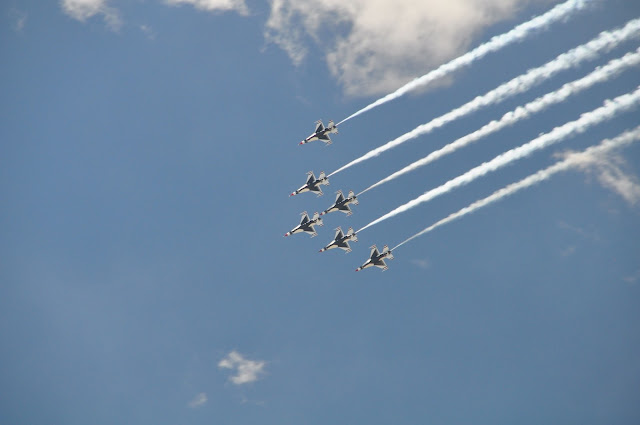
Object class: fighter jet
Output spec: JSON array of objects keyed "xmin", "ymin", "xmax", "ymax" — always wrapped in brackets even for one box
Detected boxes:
[
  {"xmin": 355, "ymin": 245, "xmax": 394, "ymax": 271},
  {"xmin": 299, "ymin": 120, "xmax": 338, "ymax": 146},
  {"xmin": 319, "ymin": 227, "xmax": 358, "ymax": 253},
  {"xmin": 284, "ymin": 211, "xmax": 323, "ymax": 238},
  {"xmin": 320, "ymin": 190, "xmax": 358, "ymax": 216},
  {"xmin": 290, "ymin": 171, "xmax": 329, "ymax": 197}
]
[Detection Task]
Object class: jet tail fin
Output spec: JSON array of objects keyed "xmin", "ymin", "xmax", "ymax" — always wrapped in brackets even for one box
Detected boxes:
[{"xmin": 299, "ymin": 211, "xmax": 310, "ymax": 224}]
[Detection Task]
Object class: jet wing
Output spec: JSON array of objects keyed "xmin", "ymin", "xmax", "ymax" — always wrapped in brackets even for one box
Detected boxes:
[
  {"xmin": 334, "ymin": 191, "xmax": 345, "ymax": 203},
  {"xmin": 339, "ymin": 204, "xmax": 352, "ymax": 215},
  {"xmin": 334, "ymin": 228, "xmax": 344, "ymax": 239},
  {"xmin": 369, "ymin": 246, "xmax": 380, "ymax": 259},
  {"xmin": 304, "ymin": 224, "xmax": 318, "ymax": 237},
  {"xmin": 314, "ymin": 121, "xmax": 325, "ymax": 133},
  {"xmin": 317, "ymin": 134, "xmax": 332, "ymax": 145},
  {"xmin": 377, "ymin": 259, "xmax": 388, "ymax": 271}
]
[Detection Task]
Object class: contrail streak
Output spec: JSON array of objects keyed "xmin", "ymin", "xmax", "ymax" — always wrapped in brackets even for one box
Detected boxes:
[
  {"xmin": 336, "ymin": 0, "xmax": 589, "ymax": 126},
  {"xmin": 357, "ymin": 87, "xmax": 640, "ymax": 234},
  {"xmin": 329, "ymin": 18, "xmax": 640, "ymax": 178},
  {"xmin": 393, "ymin": 126, "xmax": 640, "ymax": 250},
  {"xmin": 359, "ymin": 48, "xmax": 640, "ymax": 195}
]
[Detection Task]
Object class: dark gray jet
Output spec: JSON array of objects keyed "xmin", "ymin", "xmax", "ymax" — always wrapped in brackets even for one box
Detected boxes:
[
  {"xmin": 290, "ymin": 171, "xmax": 329, "ymax": 197},
  {"xmin": 299, "ymin": 120, "xmax": 338, "ymax": 146},
  {"xmin": 320, "ymin": 190, "xmax": 358, "ymax": 216},
  {"xmin": 319, "ymin": 227, "xmax": 358, "ymax": 253},
  {"xmin": 284, "ymin": 211, "xmax": 324, "ymax": 238},
  {"xmin": 355, "ymin": 245, "xmax": 394, "ymax": 271}
]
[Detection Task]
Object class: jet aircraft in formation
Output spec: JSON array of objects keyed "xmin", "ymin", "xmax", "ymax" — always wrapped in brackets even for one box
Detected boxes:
[
  {"xmin": 299, "ymin": 120, "xmax": 338, "ymax": 146},
  {"xmin": 319, "ymin": 227, "xmax": 358, "ymax": 253},
  {"xmin": 288, "ymin": 122, "xmax": 393, "ymax": 271},
  {"xmin": 290, "ymin": 171, "xmax": 329, "ymax": 197},
  {"xmin": 284, "ymin": 211, "xmax": 324, "ymax": 238},
  {"xmin": 321, "ymin": 190, "xmax": 358, "ymax": 216},
  {"xmin": 355, "ymin": 245, "xmax": 394, "ymax": 271}
]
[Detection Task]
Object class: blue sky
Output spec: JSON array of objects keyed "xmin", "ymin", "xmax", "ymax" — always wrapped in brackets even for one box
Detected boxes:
[{"xmin": 1, "ymin": 0, "xmax": 639, "ymax": 424}]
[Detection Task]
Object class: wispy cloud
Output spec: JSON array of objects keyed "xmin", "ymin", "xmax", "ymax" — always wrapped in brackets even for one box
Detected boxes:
[
  {"xmin": 9, "ymin": 8, "xmax": 28, "ymax": 32},
  {"xmin": 165, "ymin": 0, "xmax": 249, "ymax": 16},
  {"xmin": 188, "ymin": 392, "xmax": 208, "ymax": 408},
  {"xmin": 60, "ymin": 0, "xmax": 122, "ymax": 31},
  {"xmin": 60, "ymin": 0, "xmax": 249, "ymax": 32},
  {"xmin": 411, "ymin": 259, "xmax": 431, "ymax": 269},
  {"xmin": 218, "ymin": 351, "xmax": 266, "ymax": 385},
  {"xmin": 563, "ymin": 148, "xmax": 640, "ymax": 206},
  {"xmin": 556, "ymin": 220, "xmax": 601, "ymax": 241},
  {"xmin": 623, "ymin": 270, "xmax": 640, "ymax": 284},
  {"xmin": 559, "ymin": 245, "xmax": 577, "ymax": 257},
  {"xmin": 139, "ymin": 24, "xmax": 156, "ymax": 40},
  {"xmin": 265, "ymin": 0, "xmax": 577, "ymax": 96}
]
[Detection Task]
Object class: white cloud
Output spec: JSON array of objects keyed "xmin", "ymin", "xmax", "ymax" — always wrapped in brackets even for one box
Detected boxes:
[
  {"xmin": 140, "ymin": 24, "xmax": 156, "ymax": 40},
  {"xmin": 188, "ymin": 392, "xmax": 208, "ymax": 408},
  {"xmin": 563, "ymin": 148, "xmax": 640, "ymax": 206},
  {"xmin": 559, "ymin": 245, "xmax": 577, "ymax": 257},
  {"xmin": 556, "ymin": 220, "xmax": 600, "ymax": 241},
  {"xmin": 265, "ymin": 0, "xmax": 551, "ymax": 96},
  {"xmin": 165, "ymin": 0, "xmax": 249, "ymax": 15},
  {"xmin": 623, "ymin": 269, "xmax": 640, "ymax": 284},
  {"xmin": 60, "ymin": 0, "xmax": 122, "ymax": 31},
  {"xmin": 9, "ymin": 8, "xmax": 28, "ymax": 32},
  {"xmin": 218, "ymin": 351, "xmax": 266, "ymax": 385},
  {"xmin": 411, "ymin": 259, "xmax": 430, "ymax": 269}
]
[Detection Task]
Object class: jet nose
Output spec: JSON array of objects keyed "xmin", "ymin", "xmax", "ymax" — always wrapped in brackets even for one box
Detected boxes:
[{"xmin": 299, "ymin": 141, "xmax": 304, "ymax": 145}]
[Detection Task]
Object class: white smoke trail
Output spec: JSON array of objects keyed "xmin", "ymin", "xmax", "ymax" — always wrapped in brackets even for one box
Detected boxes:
[
  {"xmin": 357, "ymin": 87, "xmax": 640, "ymax": 234},
  {"xmin": 336, "ymin": 0, "xmax": 589, "ymax": 126},
  {"xmin": 393, "ymin": 126, "xmax": 640, "ymax": 250},
  {"xmin": 329, "ymin": 18, "xmax": 640, "ymax": 178},
  {"xmin": 360, "ymin": 48, "xmax": 640, "ymax": 195}
]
